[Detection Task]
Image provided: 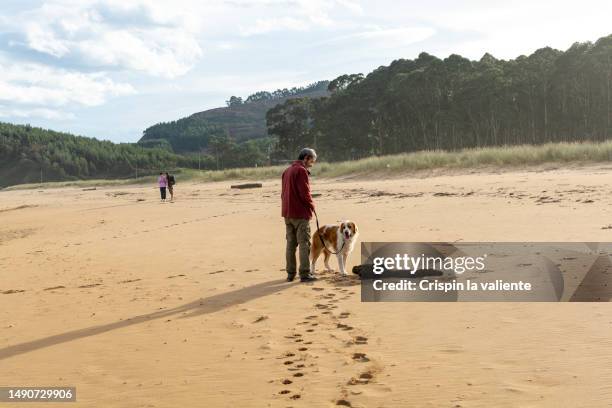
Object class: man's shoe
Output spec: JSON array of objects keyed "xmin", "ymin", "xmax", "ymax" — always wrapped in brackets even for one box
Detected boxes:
[
  {"xmin": 287, "ymin": 274, "xmax": 296, "ymax": 282},
  {"xmin": 300, "ymin": 275, "xmax": 318, "ymax": 283}
]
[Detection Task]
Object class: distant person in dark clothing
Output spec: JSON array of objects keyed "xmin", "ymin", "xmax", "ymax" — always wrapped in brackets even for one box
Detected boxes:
[
  {"xmin": 166, "ymin": 172, "xmax": 175, "ymax": 201},
  {"xmin": 158, "ymin": 172, "xmax": 167, "ymax": 202},
  {"xmin": 281, "ymin": 148, "xmax": 317, "ymax": 282}
]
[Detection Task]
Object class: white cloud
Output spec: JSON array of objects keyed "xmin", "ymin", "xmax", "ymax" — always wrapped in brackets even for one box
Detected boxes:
[
  {"xmin": 335, "ymin": 0, "xmax": 364, "ymax": 15},
  {"xmin": 13, "ymin": 0, "xmax": 204, "ymax": 78},
  {"xmin": 237, "ymin": 0, "xmax": 362, "ymax": 36},
  {"xmin": 323, "ymin": 26, "xmax": 436, "ymax": 48},
  {"xmin": 374, "ymin": 0, "xmax": 612, "ymax": 60},
  {"xmin": 75, "ymin": 28, "xmax": 202, "ymax": 77},
  {"xmin": 240, "ymin": 17, "xmax": 310, "ymax": 36},
  {"xmin": 24, "ymin": 22, "xmax": 70, "ymax": 57},
  {"xmin": 0, "ymin": 106, "xmax": 76, "ymax": 121},
  {"xmin": 7, "ymin": 0, "xmax": 365, "ymax": 74},
  {"xmin": 215, "ymin": 42, "xmax": 241, "ymax": 51},
  {"xmin": 0, "ymin": 62, "xmax": 135, "ymax": 107}
]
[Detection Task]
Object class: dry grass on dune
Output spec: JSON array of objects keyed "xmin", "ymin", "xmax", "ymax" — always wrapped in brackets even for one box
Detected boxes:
[{"xmin": 185, "ymin": 140, "xmax": 612, "ymax": 181}]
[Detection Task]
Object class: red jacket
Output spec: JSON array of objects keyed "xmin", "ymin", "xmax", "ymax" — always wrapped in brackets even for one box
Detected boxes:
[{"xmin": 281, "ymin": 160, "xmax": 315, "ymax": 219}]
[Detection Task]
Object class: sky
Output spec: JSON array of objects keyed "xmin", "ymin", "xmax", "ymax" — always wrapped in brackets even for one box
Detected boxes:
[{"xmin": 1, "ymin": 0, "xmax": 612, "ymax": 143}]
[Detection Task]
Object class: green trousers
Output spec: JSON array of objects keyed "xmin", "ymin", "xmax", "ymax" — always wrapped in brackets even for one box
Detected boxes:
[{"xmin": 285, "ymin": 218, "xmax": 311, "ymax": 277}]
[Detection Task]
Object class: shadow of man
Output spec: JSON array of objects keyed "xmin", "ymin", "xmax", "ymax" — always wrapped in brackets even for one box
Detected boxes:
[{"xmin": 0, "ymin": 279, "xmax": 289, "ymax": 361}]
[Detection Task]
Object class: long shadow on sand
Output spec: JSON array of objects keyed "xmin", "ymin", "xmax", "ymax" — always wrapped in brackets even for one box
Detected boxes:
[{"xmin": 0, "ymin": 279, "xmax": 289, "ymax": 361}]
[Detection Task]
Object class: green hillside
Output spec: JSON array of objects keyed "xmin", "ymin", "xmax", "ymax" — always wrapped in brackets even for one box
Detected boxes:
[
  {"xmin": 0, "ymin": 122, "xmax": 199, "ymax": 188},
  {"xmin": 138, "ymin": 81, "xmax": 329, "ymax": 153}
]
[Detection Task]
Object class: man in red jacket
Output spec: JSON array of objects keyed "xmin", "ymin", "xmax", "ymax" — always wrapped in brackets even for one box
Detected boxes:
[{"xmin": 282, "ymin": 148, "xmax": 318, "ymax": 282}]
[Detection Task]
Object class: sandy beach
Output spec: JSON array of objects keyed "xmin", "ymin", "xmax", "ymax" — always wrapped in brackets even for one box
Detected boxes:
[{"xmin": 2, "ymin": 165, "xmax": 612, "ymax": 407}]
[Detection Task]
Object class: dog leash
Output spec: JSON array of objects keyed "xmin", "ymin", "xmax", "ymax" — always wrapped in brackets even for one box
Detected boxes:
[{"xmin": 313, "ymin": 209, "xmax": 345, "ymax": 255}]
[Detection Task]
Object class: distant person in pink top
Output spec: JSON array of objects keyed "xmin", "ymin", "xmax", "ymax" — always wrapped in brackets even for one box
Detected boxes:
[{"xmin": 158, "ymin": 172, "xmax": 168, "ymax": 202}]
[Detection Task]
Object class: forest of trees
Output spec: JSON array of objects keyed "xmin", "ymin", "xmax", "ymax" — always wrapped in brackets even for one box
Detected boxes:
[
  {"xmin": 267, "ymin": 35, "xmax": 612, "ymax": 161},
  {"xmin": 0, "ymin": 122, "xmax": 201, "ymax": 187},
  {"xmin": 138, "ymin": 81, "xmax": 330, "ymax": 167},
  {"xmin": 0, "ymin": 122, "xmax": 281, "ymax": 187},
  {"xmin": 226, "ymin": 81, "xmax": 329, "ymax": 106},
  {"xmin": 140, "ymin": 82, "xmax": 329, "ymax": 152},
  {"xmin": 139, "ymin": 116, "xmax": 227, "ymax": 153}
]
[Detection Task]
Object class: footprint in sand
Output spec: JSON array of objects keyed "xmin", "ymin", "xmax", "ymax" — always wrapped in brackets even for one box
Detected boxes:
[
  {"xmin": 298, "ymin": 347, "xmax": 308, "ymax": 351},
  {"xmin": 293, "ymin": 372, "xmax": 304, "ymax": 377},
  {"xmin": 354, "ymin": 336, "xmax": 368, "ymax": 345},
  {"xmin": 339, "ymin": 312, "xmax": 350, "ymax": 319},
  {"xmin": 282, "ymin": 379, "xmax": 292, "ymax": 385},
  {"xmin": 352, "ymin": 353, "xmax": 369, "ymax": 362},
  {"xmin": 336, "ymin": 399, "xmax": 353, "ymax": 406},
  {"xmin": 78, "ymin": 283, "xmax": 101, "ymax": 288},
  {"xmin": 2, "ymin": 289, "xmax": 26, "ymax": 294},
  {"xmin": 118, "ymin": 278, "xmax": 141, "ymax": 284},
  {"xmin": 43, "ymin": 286, "xmax": 66, "ymax": 291},
  {"xmin": 359, "ymin": 372, "xmax": 373, "ymax": 381},
  {"xmin": 349, "ymin": 370, "xmax": 375, "ymax": 384}
]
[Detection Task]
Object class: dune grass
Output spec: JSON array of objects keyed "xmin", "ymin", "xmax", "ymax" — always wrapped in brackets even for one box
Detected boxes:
[
  {"xmin": 5, "ymin": 141, "xmax": 612, "ymax": 190},
  {"xmin": 183, "ymin": 141, "xmax": 612, "ymax": 182}
]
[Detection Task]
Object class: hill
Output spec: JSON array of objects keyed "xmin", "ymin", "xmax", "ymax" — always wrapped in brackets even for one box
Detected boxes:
[
  {"xmin": 138, "ymin": 81, "xmax": 329, "ymax": 153},
  {"xmin": 0, "ymin": 122, "xmax": 199, "ymax": 188}
]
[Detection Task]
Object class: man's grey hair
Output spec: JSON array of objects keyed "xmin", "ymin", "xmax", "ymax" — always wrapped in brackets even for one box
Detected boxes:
[{"xmin": 298, "ymin": 147, "xmax": 317, "ymax": 160}]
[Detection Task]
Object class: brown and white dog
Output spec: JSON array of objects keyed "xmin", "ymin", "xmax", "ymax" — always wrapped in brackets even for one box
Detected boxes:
[{"xmin": 310, "ymin": 221, "xmax": 359, "ymax": 275}]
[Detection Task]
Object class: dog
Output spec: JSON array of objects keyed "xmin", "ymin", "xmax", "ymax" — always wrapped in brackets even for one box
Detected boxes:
[{"xmin": 310, "ymin": 221, "xmax": 359, "ymax": 275}]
